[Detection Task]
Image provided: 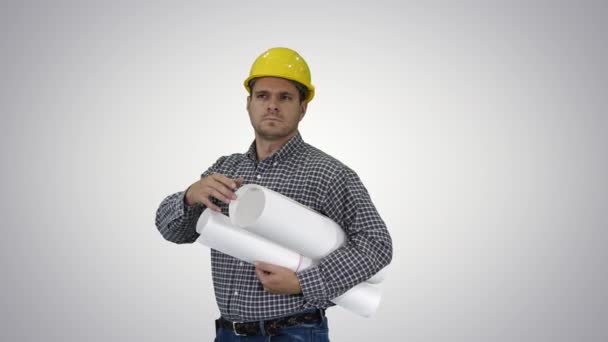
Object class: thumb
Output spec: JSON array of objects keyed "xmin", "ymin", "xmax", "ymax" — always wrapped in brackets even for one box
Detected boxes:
[
  {"xmin": 255, "ymin": 261, "xmax": 281, "ymax": 273},
  {"xmin": 235, "ymin": 176, "xmax": 245, "ymax": 187}
]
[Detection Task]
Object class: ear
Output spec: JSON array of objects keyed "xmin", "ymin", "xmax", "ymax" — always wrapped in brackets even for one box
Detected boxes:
[
  {"xmin": 299, "ymin": 101, "xmax": 308, "ymax": 121},
  {"xmin": 246, "ymin": 95, "xmax": 251, "ymax": 111}
]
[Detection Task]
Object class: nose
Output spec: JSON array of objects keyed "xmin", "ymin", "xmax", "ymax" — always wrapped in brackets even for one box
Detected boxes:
[{"xmin": 267, "ymin": 97, "xmax": 279, "ymax": 113}]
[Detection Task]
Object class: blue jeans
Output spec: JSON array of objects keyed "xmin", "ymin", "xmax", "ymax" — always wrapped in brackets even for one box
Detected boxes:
[{"xmin": 214, "ymin": 316, "xmax": 330, "ymax": 341}]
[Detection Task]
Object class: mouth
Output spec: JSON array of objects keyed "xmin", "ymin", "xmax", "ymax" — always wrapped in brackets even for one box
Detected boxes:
[{"xmin": 262, "ymin": 116, "xmax": 282, "ymax": 122}]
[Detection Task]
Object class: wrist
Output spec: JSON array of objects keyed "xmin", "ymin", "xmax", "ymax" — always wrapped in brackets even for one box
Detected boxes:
[{"xmin": 183, "ymin": 186, "xmax": 196, "ymax": 207}]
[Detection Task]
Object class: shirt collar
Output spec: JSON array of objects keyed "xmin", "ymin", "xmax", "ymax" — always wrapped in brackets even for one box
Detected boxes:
[{"xmin": 245, "ymin": 131, "xmax": 305, "ymax": 162}]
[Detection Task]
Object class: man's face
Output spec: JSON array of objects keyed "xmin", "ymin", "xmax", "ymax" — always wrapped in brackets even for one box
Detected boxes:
[{"xmin": 247, "ymin": 77, "xmax": 307, "ymax": 141}]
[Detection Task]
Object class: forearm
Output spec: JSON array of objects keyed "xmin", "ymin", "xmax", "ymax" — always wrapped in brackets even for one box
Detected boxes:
[
  {"xmin": 155, "ymin": 190, "xmax": 204, "ymax": 244},
  {"xmin": 297, "ymin": 225, "xmax": 392, "ymax": 303},
  {"xmin": 297, "ymin": 167, "xmax": 393, "ymax": 303}
]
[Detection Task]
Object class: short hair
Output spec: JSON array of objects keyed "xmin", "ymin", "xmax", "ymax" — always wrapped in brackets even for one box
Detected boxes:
[{"xmin": 248, "ymin": 78, "xmax": 309, "ymax": 103}]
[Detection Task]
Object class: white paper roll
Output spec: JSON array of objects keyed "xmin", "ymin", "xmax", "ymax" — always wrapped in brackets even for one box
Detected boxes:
[
  {"xmin": 196, "ymin": 210, "xmax": 382, "ymax": 317},
  {"xmin": 229, "ymin": 184, "xmax": 346, "ymax": 260},
  {"xmin": 196, "ymin": 209, "xmax": 314, "ymax": 272},
  {"xmin": 366, "ymin": 268, "xmax": 387, "ymax": 284},
  {"xmin": 332, "ymin": 282, "xmax": 382, "ymax": 318},
  {"xmin": 230, "ymin": 184, "xmax": 386, "ymax": 284},
  {"xmin": 228, "ymin": 185, "xmax": 387, "ymax": 317}
]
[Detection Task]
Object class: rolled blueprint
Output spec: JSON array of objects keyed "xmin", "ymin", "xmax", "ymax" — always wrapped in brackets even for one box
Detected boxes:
[
  {"xmin": 196, "ymin": 209, "xmax": 314, "ymax": 272},
  {"xmin": 366, "ymin": 267, "xmax": 387, "ymax": 284},
  {"xmin": 196, "ymin": 209, "xmax": 382, "ymax": 317},
  {"xmin": 229, "ymin": 184, "xmax": 385, "ymax": 283},
  {"xmin": 228, "ymin": 184, "xmax": 386, "ymax": 316},
  {"xmin": 229, "ymin": 184, "xmax": 346, "ymax": 260},
  {"xmin": 332, "ymin": 282, "xmax": 381, "ymax": 318}
]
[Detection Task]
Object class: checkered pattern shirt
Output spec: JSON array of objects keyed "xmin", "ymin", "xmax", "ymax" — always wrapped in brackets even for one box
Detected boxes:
[{"xmin": 155, "ymin": 132, "xmax": 393, "ymax": 322}]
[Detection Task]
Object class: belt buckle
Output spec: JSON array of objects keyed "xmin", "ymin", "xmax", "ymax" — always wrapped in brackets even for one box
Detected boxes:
[{"xmin": 232, "ymin": 321, "xmax": 246, "ymax": 336}]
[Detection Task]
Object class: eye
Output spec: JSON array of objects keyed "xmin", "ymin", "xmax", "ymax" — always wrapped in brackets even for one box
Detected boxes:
[
  {"xmin": 281, "ymin": 94, "xmax": 292, "ymax": 101},
  {"xmin": 256, "ymin": 94, "xmax": 267, "ymax": 99}
]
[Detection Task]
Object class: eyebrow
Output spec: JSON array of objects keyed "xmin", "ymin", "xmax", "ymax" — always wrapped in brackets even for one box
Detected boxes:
[{"xmin": 254, "ymin": 89, "xmax": 295, "ymax": 95}]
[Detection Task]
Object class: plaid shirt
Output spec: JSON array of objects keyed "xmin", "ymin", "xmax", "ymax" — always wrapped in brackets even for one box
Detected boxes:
[{"xmin": 155, "ymin": 132, "xmax": 393, "ymax": 321}]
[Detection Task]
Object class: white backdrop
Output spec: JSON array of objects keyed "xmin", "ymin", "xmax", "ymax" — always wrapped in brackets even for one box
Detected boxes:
[{"xmin": 1, "ymin": 1, "xmax": 607, "ymax": 341}]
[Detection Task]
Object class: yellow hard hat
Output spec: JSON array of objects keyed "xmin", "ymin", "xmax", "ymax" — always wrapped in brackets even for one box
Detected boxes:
[{"xmin": 244, "ymin": 47, "xmax": 315, "ymax": 102}]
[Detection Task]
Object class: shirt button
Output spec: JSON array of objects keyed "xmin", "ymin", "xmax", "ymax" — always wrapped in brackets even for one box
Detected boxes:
[
  {"xmin": 273, "ymin": 162, "xmax": 278, "ymax": 166},
  {"xmin": 234, "ymin": 291, "xmax": 238, "ymax": 296},
  {"xmin": 239, "ymin": 262, "xmax": 244, "ymax": 266},
  {"xmin": 256, "ymin": 174, "xmax": 262, "ymax": 179}
]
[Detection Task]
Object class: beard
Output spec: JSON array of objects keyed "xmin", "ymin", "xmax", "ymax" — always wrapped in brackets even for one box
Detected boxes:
[{"xmin": 254, "ymin": 120, "xmax": 298, "ymax": 141}]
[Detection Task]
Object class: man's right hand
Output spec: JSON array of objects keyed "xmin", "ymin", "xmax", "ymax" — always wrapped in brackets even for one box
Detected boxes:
[{"xmin": 185, "ymin": 174, "xmax": 244, "ymax": 211}]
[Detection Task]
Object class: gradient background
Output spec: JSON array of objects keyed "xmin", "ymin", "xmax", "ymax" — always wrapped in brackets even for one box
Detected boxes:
[{"xmin": 1, "ymin": 1, "xmax": 607, "ymax": 341}]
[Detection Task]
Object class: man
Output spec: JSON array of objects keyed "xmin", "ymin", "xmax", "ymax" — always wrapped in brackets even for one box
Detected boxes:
[{"xmin": 155, "ymin": 47, "xmax": 392, "ymax": 341}]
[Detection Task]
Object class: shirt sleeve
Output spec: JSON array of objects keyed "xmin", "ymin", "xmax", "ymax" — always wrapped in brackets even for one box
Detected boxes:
[
  {"xmin": 155, "ymin": 156, "xmax": 228, "ymax": 244},
  {"xmin": 296, "ymin": 167, "xmax": 393, "ymax": 304}
]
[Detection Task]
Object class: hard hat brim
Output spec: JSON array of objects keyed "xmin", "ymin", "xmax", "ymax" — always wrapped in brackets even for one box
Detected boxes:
[{"xmin": 244, "ymin": 75, "xmax": 315, "ymax": 102}]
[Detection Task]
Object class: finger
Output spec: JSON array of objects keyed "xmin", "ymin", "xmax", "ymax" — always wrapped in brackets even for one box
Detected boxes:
[
  {"xmin": 206, "ymin": 186, "xmax": 234, "ymax": 204},
  {"xmin": 235, "ymin": 176, "xmax": 245, "ymax": 187},
  {"xmin": 212, "ymin": 173, "xmax": 239, "ymax": 190},
  {"xmin": 255, "ymin": 261, "xmax": 282, "ymax": 274},
  {"xmin": 208, "ymin": 179, "xmax": 238, "ymax": 200},
  {"xmin": 201, "ymin": 198, "xmax": 221, "ymax": 212},
  {"xmin": 255, "ymin": 267, "xmax": 268, "ymax": 282},
  {"xmin": 256, "ymin": 266, "xmax": 275, "ymax": 281}
]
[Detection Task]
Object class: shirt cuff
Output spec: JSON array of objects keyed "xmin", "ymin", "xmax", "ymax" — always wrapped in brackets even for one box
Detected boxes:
[
  {"xmin": 179, "ymin": 191, "xmax": 203, "ymax": 217},
  {"xmin": 297, "ymin": 266, "xmax": 327, "ymax": 302}
]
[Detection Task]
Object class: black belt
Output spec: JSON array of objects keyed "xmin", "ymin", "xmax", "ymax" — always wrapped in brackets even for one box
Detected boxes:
[{"xmin": 216, "ymin": 309, "xmax": 325, "ymax": 336}]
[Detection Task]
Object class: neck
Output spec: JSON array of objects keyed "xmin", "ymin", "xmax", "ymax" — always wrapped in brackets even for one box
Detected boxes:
[{"xmin": 255, "ymin": 131, "xmax": 298, "ymax": 161}]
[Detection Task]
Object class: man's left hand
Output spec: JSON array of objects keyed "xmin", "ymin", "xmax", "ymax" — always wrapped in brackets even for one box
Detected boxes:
[{"xmin": 255, "ymin": 261, "xmax": 302, "ymax": 295}]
